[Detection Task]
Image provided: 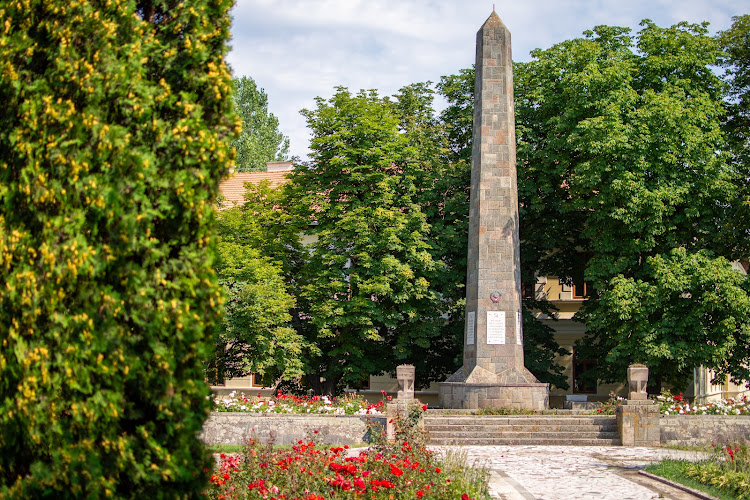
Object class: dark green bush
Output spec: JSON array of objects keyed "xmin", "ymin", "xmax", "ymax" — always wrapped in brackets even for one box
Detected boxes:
[{"xmin": 0, "ymin": 0, "xmax": 236, "ymax": 497}]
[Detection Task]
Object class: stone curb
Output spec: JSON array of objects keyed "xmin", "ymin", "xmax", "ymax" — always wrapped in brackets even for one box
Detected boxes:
[{"xmin": 637, "ymin": 471, "xmax": 720, "ymax": 500}]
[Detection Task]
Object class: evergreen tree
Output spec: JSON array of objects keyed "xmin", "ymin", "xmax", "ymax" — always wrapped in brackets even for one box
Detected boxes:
[{"xmin": 0, "ymin": 0, "xmax": 236, "ymax": 496}]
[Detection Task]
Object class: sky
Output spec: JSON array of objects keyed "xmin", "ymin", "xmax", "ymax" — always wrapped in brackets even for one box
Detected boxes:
[{"xmin": 227, "ymin": 0, "xmax": 748, "ymax": 161}]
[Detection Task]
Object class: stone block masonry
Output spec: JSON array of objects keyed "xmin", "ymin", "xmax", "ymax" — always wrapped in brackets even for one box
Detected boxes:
[
  {"xmin": 440, "ymin": 10, "xmax": 548, "ymax": 410},
  {"xmin": 617, "ymin": 400, "xmax": 660, "ymax": 447},
  {"xmin": 199, "ymin": 413, "xmax": 386, "ymax": 446},
  {"xmin": 660, "ymin": 415, "xmax": 750, "ymax": 447}
]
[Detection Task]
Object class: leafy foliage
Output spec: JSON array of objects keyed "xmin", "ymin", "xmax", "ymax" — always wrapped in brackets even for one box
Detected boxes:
[
  {"xmin": 513, "ymin": 20, "xmax": 749, "ymax": 388},
  {"xmin": 286, "ymin": 88, "xmax": 444, "ymax": 394},
  {"xmin": 0, "ymin": 0, "xmax": 235, "ymax": 496},
  {"xmin": 718, "ymin": 15, "xmax": 750, "ymax": 258},
  {"xmin": 393, "ymin": 83, "xmax": 470, "ymax": 386},
  {"xmin": 231, "ymin": 76, "xmax": 290, "ymax": 172},
  {"xmin": 211, "ymin": 197, "xmax": 309, "ymax": 384}
]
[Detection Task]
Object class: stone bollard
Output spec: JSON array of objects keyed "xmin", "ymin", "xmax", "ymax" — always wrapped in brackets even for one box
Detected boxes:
[
  {"xmin": 387, "ymin": 365, "xmax": 417, "ymax": 441},
  {"xmin": 396, "ymin": 364, "xmax": 415, "ymax": 401},
  {"xmin": 627, "ymin": 364, "xmax": 649, "ymax": 400},
  {"xmin": 617, "ymin": 363, "xmax": 660, "ymax": 447}
]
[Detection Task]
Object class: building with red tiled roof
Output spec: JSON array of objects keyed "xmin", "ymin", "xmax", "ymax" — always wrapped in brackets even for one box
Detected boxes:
[{"xmin": 217, "ymin": 161, "xmax": 293, "ymax": 209}]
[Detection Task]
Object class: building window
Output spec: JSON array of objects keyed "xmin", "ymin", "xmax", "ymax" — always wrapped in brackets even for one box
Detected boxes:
[
  {"xmin": 573, "ymin": 350, "xmax": 597, "ymax": 394},
  {"xmin": 521, "ymin": 282, "xmax": 535, "ymax": 299},
  {"xmin": 573, "ymin": 281, "xmax": 589, "ymax": 299},
  {"xmin": 352, "ymin": 377, "xmax": 371, "ymax": 391}
]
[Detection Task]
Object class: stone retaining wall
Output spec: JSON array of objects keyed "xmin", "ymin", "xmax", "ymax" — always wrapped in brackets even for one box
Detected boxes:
[
  {"xmin": 660, "ymin": 415, "xmax": 750, "ymax": 447},
  {"xmin": 199, "ymin": 413, "xmax": 386, "ymax": 446}
]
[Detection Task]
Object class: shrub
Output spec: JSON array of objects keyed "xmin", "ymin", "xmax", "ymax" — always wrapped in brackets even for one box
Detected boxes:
[
  {"xmin": 684, "ymin": 445, "xmax": 750, "ymax": 499},
  {"xmin": 0, "ymin": 0, "xmax": 236, "ymax": 497}
]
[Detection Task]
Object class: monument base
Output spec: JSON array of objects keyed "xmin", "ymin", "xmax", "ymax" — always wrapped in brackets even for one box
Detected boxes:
[{"xmin": 439, "ymin": 365, "xmax": 549, "ymax": 410}]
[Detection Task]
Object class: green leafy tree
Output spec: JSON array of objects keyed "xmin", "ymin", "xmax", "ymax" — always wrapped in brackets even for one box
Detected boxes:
[
  {"xmin": 231, "ymin": 76, "xmax": 290, "ymax": 172},
  {"xmin": 210, "ymin": 180, "xmax": 310, "ymax": 384},
  {"xmin": 718, "ymin": 15, "xmax": 750, "ymax": 257},
  {"xmin": 287, "ymin": 88, "xmax": 443, "ymax": 394},
  {"xmin": 210, "ymin": 199, "xmax": 309, "ymax": 385},
  {"xmin": 514, "ymin": 20, "xmax": 750, "ymax": 388},
  {"xmin": 389, "ymin": 83, "xmax": 469, "ymax": 385},
  {"xmin": 436, "ymin": 68, "xmax": 475, "ymax": 165},
  {"xmin": 0, "ymin": 0, "xmax": 235, "ymax": 497}
]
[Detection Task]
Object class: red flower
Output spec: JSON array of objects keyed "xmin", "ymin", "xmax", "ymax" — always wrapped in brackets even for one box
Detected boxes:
[
  {"xmin": 390, "ymin": 464, "xmax": 404, "ymax": 477},
  {"xmin": 421, "ymin": 405, "xmax": 428, "ymax": 411},
  {"xmin": 416, "ymin": 490, "xmax": 424, "ymax": 498},
  {"xmin": 435, "ymin": 467, "xmax": 441, "ymax": 473}
]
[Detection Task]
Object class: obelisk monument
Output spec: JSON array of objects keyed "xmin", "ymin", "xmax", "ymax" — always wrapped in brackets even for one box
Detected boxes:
[{"xmin": 439, "ymin": 10, "xmax": 549, "ymax": 410}]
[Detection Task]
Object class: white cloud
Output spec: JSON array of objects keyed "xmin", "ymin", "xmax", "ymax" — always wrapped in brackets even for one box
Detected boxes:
[{"xmin": 228, "ymin": 0, "xmax": 743, "ymax": 160}]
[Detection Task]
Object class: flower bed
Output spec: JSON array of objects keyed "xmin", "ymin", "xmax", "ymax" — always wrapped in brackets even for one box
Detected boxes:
[
  {"xmin": 655, "ymin": 392, "xmax": 750, "ymax": 415},
  {"xmin": 590, "ymin": 391, "xmax": 750, "ymax": 416},
  {"xmin": 214, "ymin": 391, "xmax": 386, "ymax": 415},
  {"xmin": 203, "ymin": 425, "xmax": 489, "ymax": 499}
]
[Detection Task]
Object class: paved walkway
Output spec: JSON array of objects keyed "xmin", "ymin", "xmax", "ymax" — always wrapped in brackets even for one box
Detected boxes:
[{"xmin": 434, "ymin": 446, "xmax": 710, "ymax": 500}]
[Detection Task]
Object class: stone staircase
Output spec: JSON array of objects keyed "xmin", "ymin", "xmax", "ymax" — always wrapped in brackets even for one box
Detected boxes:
[{"xmin": 424, "ymin": 412, "xmax": 621, "ymax": 446}]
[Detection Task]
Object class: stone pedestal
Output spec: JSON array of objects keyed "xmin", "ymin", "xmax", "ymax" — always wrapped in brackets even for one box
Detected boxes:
[
  {"xmin": 617, "ymin": 400, "xmax": 660, "ymax": 447},
  {"xmin": 440, "ymin": 380, "xmax": 548, "ymax": 410},
  {"xmin": 439, "ymin": 10, "xmax": 549, "ymax": 410}
]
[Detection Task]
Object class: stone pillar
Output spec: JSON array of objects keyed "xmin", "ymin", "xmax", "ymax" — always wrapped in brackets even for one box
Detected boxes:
[
  {"xmin": 617, "ymin": 364, "xmax": 659, "ymax": 446},
  {"xmin": 439, "ymin": 10, "xmax": 548, "ymax": 410},
  {"xmin": 617, "ymin": 401, "xmax": 660, "ymax": 447}
]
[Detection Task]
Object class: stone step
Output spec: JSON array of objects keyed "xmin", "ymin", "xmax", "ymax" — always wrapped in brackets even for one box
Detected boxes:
[
  {"xmin": 427, "ymin": 430, "xmax": 620, "ymax": 439},
  {"xmin": 423, "ymin": 416, "xmax": 616, "ymax": 426},
  {"xmin": 426, "ymin": 424, "xmax": 616, "ymax": 433},
  {"xmin": 428, "ymin": 436, "xmax": 622, "ymax": 446},
  {"xmin": 423, "ymin": 414, "xmax": 621, "ymax": 446}
]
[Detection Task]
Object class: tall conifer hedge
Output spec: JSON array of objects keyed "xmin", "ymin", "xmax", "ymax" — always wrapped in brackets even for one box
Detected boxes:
[{"xmin": 0, "ymin": 0, "xmax": 236, "ymax": 497}]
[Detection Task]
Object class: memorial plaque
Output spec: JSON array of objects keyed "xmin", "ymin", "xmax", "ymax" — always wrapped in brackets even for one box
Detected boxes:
[
  {"xmin": 486, "ymin": 311, "xmax": 505, "ymax": 345},
  {"xmin": 466, "ymin": 311, "xmax": 475, "ymax": 345}
]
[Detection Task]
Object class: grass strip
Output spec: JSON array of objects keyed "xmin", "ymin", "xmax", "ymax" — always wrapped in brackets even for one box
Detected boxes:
[{"xmin": 644, "ymin": 460, "xmax": 738, "ymax": 500}]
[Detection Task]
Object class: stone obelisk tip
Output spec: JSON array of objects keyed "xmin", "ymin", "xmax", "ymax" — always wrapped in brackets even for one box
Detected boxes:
[{"xmin": 481, "ymin": 10, "xmax": 506, "ymax": 29}]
